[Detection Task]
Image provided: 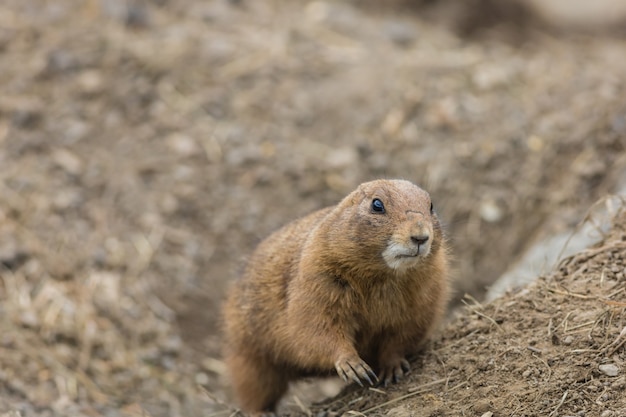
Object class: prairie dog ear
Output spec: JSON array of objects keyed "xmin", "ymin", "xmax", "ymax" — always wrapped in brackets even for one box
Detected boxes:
[{"xmin": 347, "ymin": 186, "xmax": 368, "ymax": 206}]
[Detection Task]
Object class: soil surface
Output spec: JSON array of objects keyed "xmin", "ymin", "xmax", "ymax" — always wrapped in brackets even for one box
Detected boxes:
[
  {"xmin": 312, "ymin": 208, "xmax": 626, "ymax": 416},
  {"xmin": 0, "ymin": 0, "xmax": 625, "ymax": 416}
]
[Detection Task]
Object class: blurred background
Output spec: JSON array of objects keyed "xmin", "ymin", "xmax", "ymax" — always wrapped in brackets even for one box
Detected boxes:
[{"xmin": 0, "ymin": 0, "xmax": 625, "ymax": 415}]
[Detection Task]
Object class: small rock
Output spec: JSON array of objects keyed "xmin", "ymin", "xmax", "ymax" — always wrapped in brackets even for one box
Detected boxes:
[
  {"xmin": 167, "ymin": 133, "xmax": 199, "ymax": 157},
  {"xmin": 201, "ymin": 357, "xmax": 227, "ymax": 375},
  {"xmin": 306, "ymin": 1, "xmax": 334, "ymax": 23},
  {"xmin": 159, "ymin": 194, "xmax": 179, "ymax": 214},
  {"xmin": 63, "ymin": 120, "xmax": 90, "ymax": 143},
  {"xmin": 612, "ymin": 115, "xmax": 626, "ymax": 134},
  {"xmin": 0, "ymin": 240, "xmax": 28, "ymax": 271},
  {"xmin": 163, "ymin": 335, "xmax": 183, "ymax": 354},
  {"xmin": 7, "ymin": 97, "xmax": 44, "ymax": 129},
  {"xmin": 563, "ymin": 335, "xmax": 574, "ymax": 345},
  {"xmin": 195, "ymin": 372, "xmax": 210, "ymax": 385},
  {"xmin": 19, "ymin": 311, "xmax": 39, "ymax": 328},
  {"xmin": 480, "ymin": 200, "xmax": 503, "ymax": 223},
  {"xmin": 386, "ymin": 406, "xmax": 412, "ymax": 417},
  {"xmin": 125, "ymin": 2, "xmax": 150, "ymax": 28},
  {"xmin": 46, "ymin": 49, "xmax": 79, "ymax": 74},
  {"xmin": 384, "ymin": 20, "xmax": 418, "ymax": 47},
  {"xmin": 526, "ymin": 135, "xmax": 545, "ymax": 152},
  {"xmin": 601, "ymin": 411, "xmax": 614, "ymax": 417},
  {"xmin": 326, "ymin": 147, "xmax": 359, "ymax": 170},
  {"xmin": 599, "ymin": 364, "xmax": 619, "ymax": 377},
  {"xmin": 305, "ymin": 1, "xmax": 358, "ymax": 33},
  {"xmin": 472, "ymin": 64, "xmax": 513, "ymax": 90},
  {"xmin": 572, "ymin": 149, "xmax": 606, "ymax": 178},
  {"xmin": 100, "ymin": 0, "xmax": 150, "ymax": 27},
  {"xmin": 474, "ymin": 400, "xmax": 491, "ymax": 414},
  {"xmin": 481, "ymin": 412, "xmax": 494, "ymax": 417},
  {"xmin": 53, "ymin": 188, "xmax": 82, "ymax": 210},
  {"xmin": 52, "ymin": 148, "xmax": 83, "ymax": 175},
  {"xmin": 77, "ymin": 70, "xmax": 105, "ymax": 95}
]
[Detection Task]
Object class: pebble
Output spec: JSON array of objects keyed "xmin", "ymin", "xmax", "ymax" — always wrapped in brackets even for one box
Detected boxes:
[
  {"xmin": 53, "ymin": 188, "xmax": 82, "ymax": 210},
  {"xmin": 52, "ymin": 148, "xmax": 83, "ymax": 176},
  {"xmin": 599, "ymin": 364, "xmax": 619, "ymax": 377},
  {"xmin": 7, "ymin": 97, "xmax": 44, "ymax": 129},
  {"xmin": 77, "ymin": 70, "xmax": 105, "ymax": 95},
  {"xmin": 384, "ymin": 20, "xmax": 418, "ymax": 47},
  {"xmin": 386, "ymin": 406, "xmax": 411, "ymax": 417},
  {"xmin": 472, "ymin": 64, "xmax": 513, "ymax": 90},
  {"xmin": 480, "ymin": 199, "xmax": 503, "ymax": 223},
  {"xmin": 46, "ymin": 49, "xmax": 79, "ymax": 74},
  {"xmin": 167, "ymin": 133, "xmax": 199, "ymax": 157},
  {"xmin": 0, "ymin": 240, "xmax": 27, "ymax": 271},
  {"xmin": 474, "ymin": 400, "xmax": 491, "ymax": 414},
  {"xmin": 526, "ymin": 135, "xmax": 545, "ymax": 152},
  {"xmin": 195, "ymin": 372, "xmax": 210, "ymax": 385},
  {"xmin": 19, "ymin": 311, "xmax": 40, "ymax": 329},
  {"xmin": 326, "ymin": 147, "xmax": 359, "ymax": 170},
  {"xmin": 305, "ymin": 1, "xmax": 358, "ymax": 33}
]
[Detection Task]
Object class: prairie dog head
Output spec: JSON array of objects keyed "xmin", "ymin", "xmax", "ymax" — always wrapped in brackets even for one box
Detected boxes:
[{"xmin": 329, "ymin": 179, "xmax": 442, "ymax": 274}]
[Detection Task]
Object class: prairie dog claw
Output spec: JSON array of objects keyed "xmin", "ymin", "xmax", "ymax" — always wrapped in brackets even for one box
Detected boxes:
[
  {"xmin": 335, "ymin": 357, "xmax": 378, "ymax": 386},
  {"xmin": 379, "ymin": 357, "xmax": 411, "ymax": 387}
]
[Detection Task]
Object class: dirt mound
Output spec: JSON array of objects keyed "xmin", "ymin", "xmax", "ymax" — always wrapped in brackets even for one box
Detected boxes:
[{"xmin": 310, "ymin": 208, "xmax": 626, "ymax": 417}]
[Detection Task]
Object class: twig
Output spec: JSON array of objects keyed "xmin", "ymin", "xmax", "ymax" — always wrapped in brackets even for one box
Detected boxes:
[
  {"xmin": 549, "ymin": 391, "xmax": 568, "ymax": 417},
  {"xmin": 532, "ymin": 353, "xmax": 552, "ymax": 382},
  {"xmin": 461, "ymin": 300, "xmax": 502, "ymax": 331},
  {"xmin": 463, "ymin": 293, "xmax": 484, "ymax": 308},
  {"xmin": 547, "ymin": 287, "xmax": 594, "ymax": 300},
  {"xmin": 359, "ymin": 377, "xmax": 448, "ymax": 414},
  {"xmin": 588, "ymin": 310, "xmax": 610, "ymax": 340},
  {"xmin": 604, "ymin": 288, "xmax": 626, "ymax": 302},
  {"xmin": 547, "ymin": 318, "xmax": 554, "ymax": 339},
  {"xmin": 555, "ymin": 312, "xmax": 572, "ymax": 333},
  {"xmin": 607, "ymin": 325, "xmax": 626, "ymax": 356},
  {"xmin": 564, "ymin": 320, "xmax": 596, "ymax": 334},
  {"xmin": 293, "ymin": 395, "xmax": 312, "ymax": 417},
  {"xmin": 199, "ymin": 385, "xmax": 240, "ymax": 415},
  {"xmin": 368, "ymin": 387, "xmax": 387, "ymax": 394},
  {"xmin": 447, "ymin": 370, "xmax": 480, "ymax": 393},
  {"xmin": 205, "ymin": 410, "xmax": 238, "ymax": 417},
  {"xmin": 407, "ymin": 377, "xmax": 448, "ymax": 393}
]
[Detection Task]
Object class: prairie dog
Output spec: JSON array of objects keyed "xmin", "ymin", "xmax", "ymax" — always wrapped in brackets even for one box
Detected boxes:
[{"xmin": 223, "ymin": 179, "xmax": 450, "ymax": 414}]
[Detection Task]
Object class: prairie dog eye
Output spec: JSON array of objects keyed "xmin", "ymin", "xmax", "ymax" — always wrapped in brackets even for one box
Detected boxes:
[
  {"xmin": 430, "ymin": 202, "xmax": 434, "ymax": 213},
  {"xmin": 371, "ymin": 198, "xmax": 385, "ymax": 213}
]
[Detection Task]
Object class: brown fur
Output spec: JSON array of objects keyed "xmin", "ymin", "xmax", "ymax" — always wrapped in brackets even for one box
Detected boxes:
[{"xmin": 222, "ymin": 179, "xmax": 450, "ymax": 414}]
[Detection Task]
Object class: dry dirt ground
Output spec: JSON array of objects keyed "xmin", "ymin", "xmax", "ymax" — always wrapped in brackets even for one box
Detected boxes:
[
  {"xmin": 312, "ymin": 207, "xmax": 626, "ymax": 416},
  {"xmin": 0, "ymin": 0, "xmax": 625, "ymax": 416}
]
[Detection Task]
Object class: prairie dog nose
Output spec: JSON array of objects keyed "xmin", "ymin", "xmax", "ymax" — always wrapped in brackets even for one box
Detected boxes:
[{"xmin": 411, "ymin": 235, "xmax": 430, "ymax": 246}]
